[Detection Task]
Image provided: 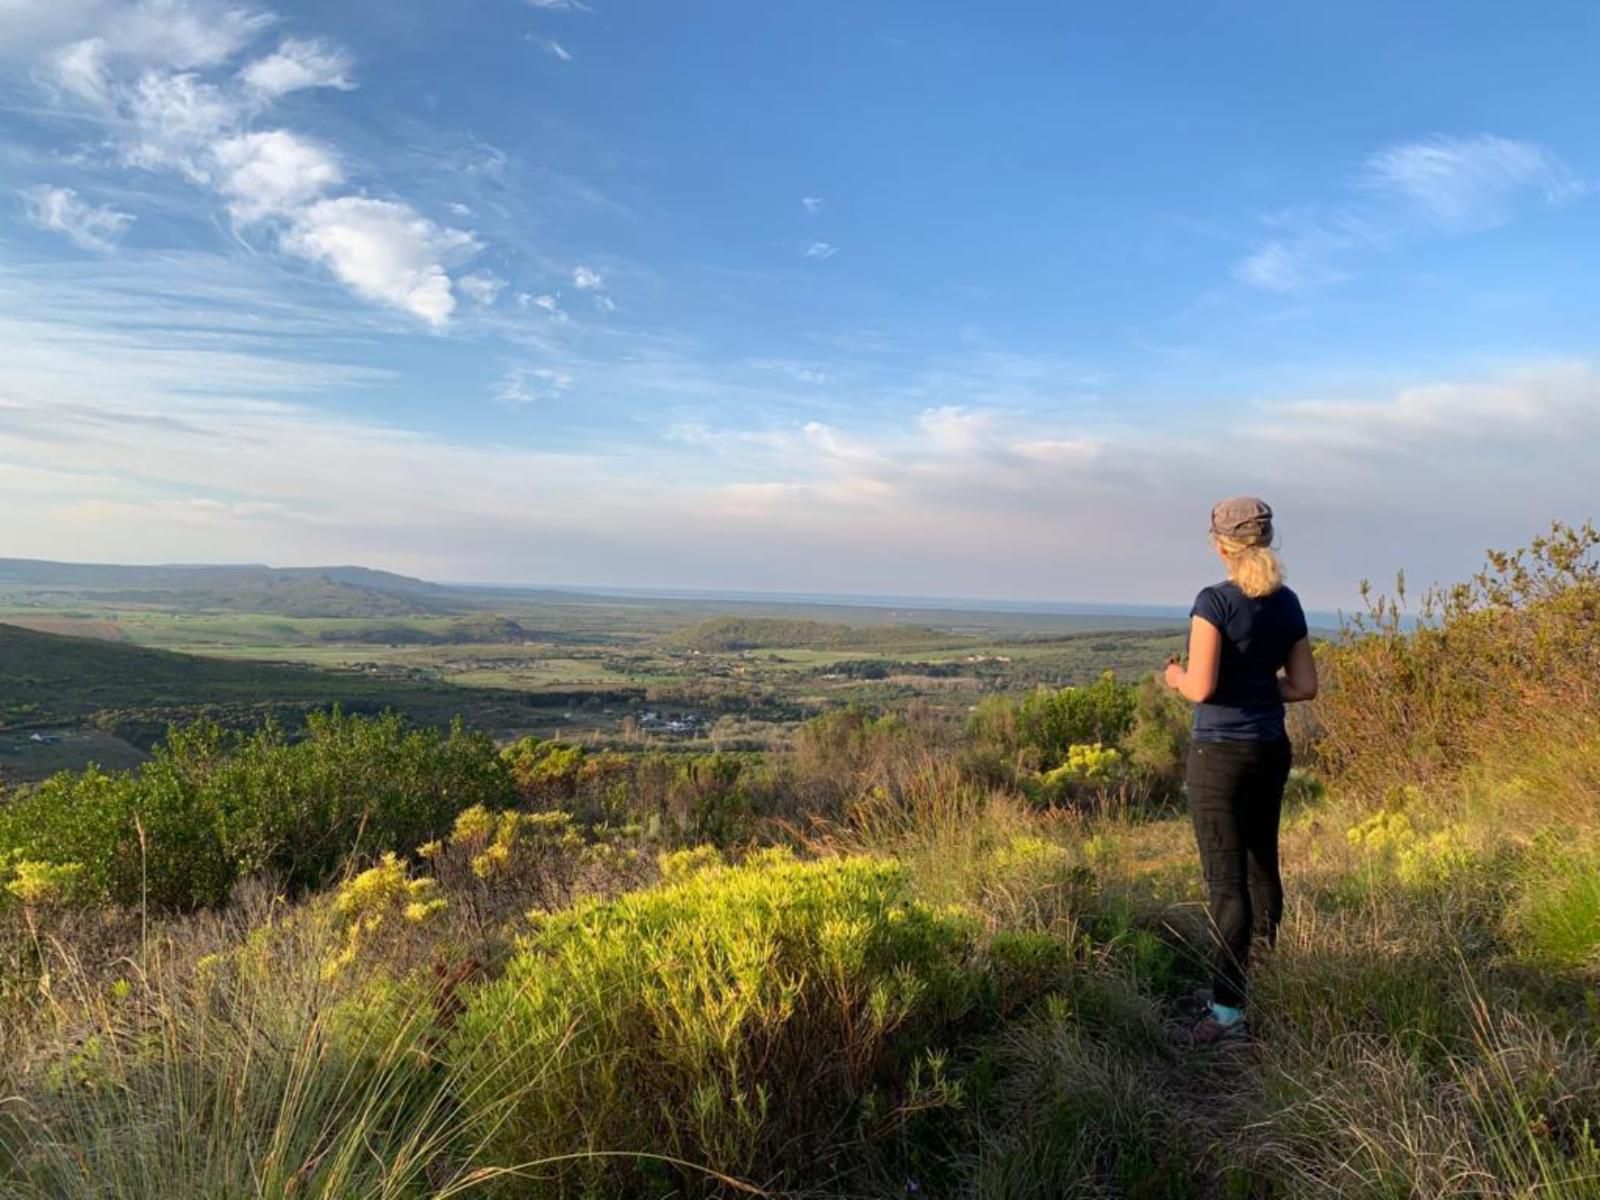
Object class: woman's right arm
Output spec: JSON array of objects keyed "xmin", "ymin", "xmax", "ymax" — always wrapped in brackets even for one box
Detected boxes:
[{"xmin": 1279, "ymin": 637, "xmax": 1318, "ymax": 703}]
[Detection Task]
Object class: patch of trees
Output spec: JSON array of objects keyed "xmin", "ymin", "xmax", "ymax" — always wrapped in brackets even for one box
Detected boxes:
[{"xmin": 667, "ymin": 616, "xmax": 949, "ymax": 652}]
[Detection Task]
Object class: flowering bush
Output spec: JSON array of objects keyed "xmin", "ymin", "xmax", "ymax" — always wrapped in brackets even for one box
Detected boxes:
[
  {"xmin": 451, "ymin": 849, "xmax": 987, "ymax": 1194},
  {"xmin": 323, "ymin": 853, "xmax": 447, "ymax": 982},
  {"xmin": 1346, "ymin": 809, "xmax": 1478, "ymax": 890}
]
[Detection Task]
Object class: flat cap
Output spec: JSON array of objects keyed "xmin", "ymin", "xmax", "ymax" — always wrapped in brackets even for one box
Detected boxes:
[{"xmin": 1210, "ymin": 495, "xmax": 1274, "ymax": 544}]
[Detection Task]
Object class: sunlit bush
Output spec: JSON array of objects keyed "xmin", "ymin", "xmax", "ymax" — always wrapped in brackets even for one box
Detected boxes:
[
  {"xmin": 1317, "ymin": 521, "xmax": 1600, "ymax": 806},
  {"xmin": 0, "ymin": 709, "xmax": 514, "ymax": 911},
  {"xmin": 451, "ymin": 849, "xmax": 987, "ymax": 1194}
]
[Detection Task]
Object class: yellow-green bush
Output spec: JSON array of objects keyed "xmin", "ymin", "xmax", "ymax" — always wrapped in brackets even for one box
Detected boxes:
[
  {"xmin": 323, "ymin": 852, "xmax": 447, "ymax": 981},
  {"xmin": 1346, "ymin": 808, "xmax": 1480, "ymax": 891},
  {"xmin": 450, "ymin": 850, "xmax": 987, "ymax": 1194},
  {"xmin": 0, "ymin": 711, "xmax": 513, "ymax": 911},
  {"xmin": 425, "ymin": 804, "xmax": 649, "ymax": 935}
]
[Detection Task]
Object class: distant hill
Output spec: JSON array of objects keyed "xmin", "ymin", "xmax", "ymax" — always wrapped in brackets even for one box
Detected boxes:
[
  {"xmin": 667, "ymin": 616, "xmax": 957, "ymax": 652},
  {"xmin": 0, "ymin": 558, "xmax": 459, "ymax": 618}
]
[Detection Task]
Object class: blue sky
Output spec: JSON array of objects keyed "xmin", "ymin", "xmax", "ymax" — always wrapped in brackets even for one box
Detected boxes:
[{"xmin": 2, "ymin": 0, "xmax": 1598, "ymax": 607}]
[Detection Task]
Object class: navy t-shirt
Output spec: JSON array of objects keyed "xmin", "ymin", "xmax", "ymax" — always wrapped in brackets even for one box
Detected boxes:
[{"xmin": 1189, "ymin": 581, "xmax": 1308, "ymax": 742}]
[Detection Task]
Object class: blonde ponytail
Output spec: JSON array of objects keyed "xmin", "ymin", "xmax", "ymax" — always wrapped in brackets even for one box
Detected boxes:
[{"xmin": 1214, "ymin": 534, "xmax": 1284, "ymax": 598}]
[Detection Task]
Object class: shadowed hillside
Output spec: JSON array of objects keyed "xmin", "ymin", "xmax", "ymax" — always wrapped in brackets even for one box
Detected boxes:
[
  {"xmin": 0, "ymin": 624, "xmax": 529, "ymax": 781},
  {"xmin": 0, "ymin": 558, "xmax": 460, "ymax": 618}
]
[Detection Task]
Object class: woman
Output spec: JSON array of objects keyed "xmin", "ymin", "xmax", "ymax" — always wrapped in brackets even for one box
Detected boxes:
[{"xmin": 1163, "ymin": 496, "xmax": 1318, "ymax": 1044}]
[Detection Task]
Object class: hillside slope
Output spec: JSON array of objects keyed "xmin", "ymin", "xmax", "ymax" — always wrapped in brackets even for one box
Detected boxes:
[
  {"xmin": 0, "ymin": 558, "xmax": 459, "ymax": 617},
  {"xmin": 0, "ymin": 623, "xmax": 521, "ymax": 774}
]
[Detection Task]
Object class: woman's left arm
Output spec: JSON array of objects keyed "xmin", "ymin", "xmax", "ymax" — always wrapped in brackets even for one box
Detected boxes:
[{"xmin": 1164, "ymin": 616, "xmax": 1221, "ymax": 703}]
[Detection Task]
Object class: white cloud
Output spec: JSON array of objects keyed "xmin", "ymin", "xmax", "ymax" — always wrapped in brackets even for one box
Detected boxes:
[
  {"xmin": 7, "ymin": 2, "xmax": 490, "ymax": 325},
  {"xmin": 495, "ymin": 364, "xmax": 573, "ymax": 406},
  {"xmin": 1233, "ymin": 242, "xmax": 1308, "ymax": 292},
  {"xmin": 282, "ymin": 197, "xmax": 480, "ymax": 327},
  {"xmin": 19, "ymin": 184, "xmax": 134, "ymax": 251},
  {"xmin": 213, "ymin": 128, "xmax": 342, "ymax": 222},
  {"xmin": 568, "ymin": 265, "xmax": 614, "ymax": 312},
  {"xmin": 520, "ymin": 292, "xmax": 566, "ymax": 320},
  {"xmin": 122, "ymin": 69, "xmax": 240, "ymax": 177},
  {"xmin": 48, "ymin": 37, "xmax": 112, "ymax": 105},
  {"xmin": 524, "ymin": 0, "xmax": 589, "ymax": 9},
  {"xmin": 918, "ymin": 405, "xmax": 994, "ymax": 453},
  {"xmin": 0, "ymin": 0, "xmax": 271, "ymax": 65},
  {"xmin": 1363, "ymin": 135, "xmax": 1584, "ymax": 231},
  {"xmin": 1231, "ymin": 208, "xmax": 1377, "ymax": 293},
  {"xmin": 539, "ymin": 38, "xmax": 573, "ymax": 62},
  {"xmin": 803, "ymin": 240, "xmax": 838, "ymax": 259},
  {"xmin": 746, "ymin": 358, "xmax": 832, "ymax": 385},
  {"xmin": 448, "ymin": 201, "xmax": 473, "ymax": 217},
  {"xmin": 104, "ymin": 1, "xmax": 273, "ymax": 68},
  {"xmin": 457, "ymin": 271, "xmax": 505, "ymax": 306},
  {"xmin": 240, "ymin": 37, "xmax": 353, "ymax": 97},
  {"xmin": 801, "ymin": 195, "xmax": 823, "ymax": 214},
  {"xmin": 801, "ymin": 420, "xmax": 882, "ymax": 464},
  {"xmin": 1258, "ymin": 360, "xmax": 1600, "ymax": 453},
  {"xmin": 1234, "ymin": 134, "xmax": 1582, "ymax": 292}
]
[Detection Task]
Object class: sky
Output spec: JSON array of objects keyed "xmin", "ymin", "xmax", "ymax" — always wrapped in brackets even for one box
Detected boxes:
[{"xmin": 2, "ymin": 0, "xmax": 1598, "ymax": 610}]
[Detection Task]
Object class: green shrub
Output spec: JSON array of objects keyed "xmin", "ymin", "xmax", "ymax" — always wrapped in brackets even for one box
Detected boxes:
[
  {"xmin": 1123, "ymin": 674, "xmax": 1191, "ymax": 782},
  {"xmin": 1015, "ymin": 673, "xmax": 1136, "ymax": 770},
  {"xmin": 451, "ymin": 849, "xmax": 986, "ymax": 1194},
  {"xmin": 0, "ymin": 710, "xmax": 514, "ymax": 911},
  {"xmin": 503, "ymin": 736, "xmax": 588, "ymax": 804}
]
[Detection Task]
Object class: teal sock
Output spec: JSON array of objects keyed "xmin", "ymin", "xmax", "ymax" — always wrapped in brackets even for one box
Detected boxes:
[{"xmin": 1210, "ymin": 1002, "xmax": 1245, "ymax": 1027}]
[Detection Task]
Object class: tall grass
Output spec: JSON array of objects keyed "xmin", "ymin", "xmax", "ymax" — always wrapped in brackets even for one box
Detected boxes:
[{"xmin": 1, "ymin": 888, "xmax": 501, "ymax": 1199}]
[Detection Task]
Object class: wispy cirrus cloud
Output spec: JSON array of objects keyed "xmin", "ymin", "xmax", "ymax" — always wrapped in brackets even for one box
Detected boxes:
[
  {"xmin": 5, "ymin": 0, "xmax": 488, "ymax": 326},
  {"xmin": 1361, "ymin": 135, "xmax": 1585, "ymax": 231},
  {"xmin": 19, "ymin": 184, "xmax": 134, "ymax": 251},
  {"xmin": 458, "ymin": 271, "xmax": 506, "ymax": 306},
  {"xmin": 1234, "ymin": 134, "xmax": 1585, "ymax": 293},
  {"xmin": 1, "ymin": 0, "xmax": 272, "ymax": 68},
  {"xmin": 803, "ymin": 240, "xmax": 838, "ymax": 259},
  {"xmin": 239, "ymin": 37, "xmax": 354, "ymax": 97},
  {"xmin": 1, "ymin": 242, "xmax": 1594, "ymax": 602},
  {"xmin": 1232, "ymin": 208, "xmax": 1378, "ymax": 292},
  {"xmin": 494, "ymin": 364, "xmax": 574, "ymax": 407}
]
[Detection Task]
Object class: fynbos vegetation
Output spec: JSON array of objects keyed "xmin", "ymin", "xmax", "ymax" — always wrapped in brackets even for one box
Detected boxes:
[{"xmin": 2, "ymin": 525, "xmax": 1599, "ymax": 1197}]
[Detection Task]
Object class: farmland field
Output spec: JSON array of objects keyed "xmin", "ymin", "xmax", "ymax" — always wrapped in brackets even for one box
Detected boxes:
[{"xmin": 0, "ymin": 562, "xmax": 1188, "ymax": 782}]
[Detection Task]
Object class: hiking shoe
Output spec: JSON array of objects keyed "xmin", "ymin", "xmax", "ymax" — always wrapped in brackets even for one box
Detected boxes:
[{"xmin": 1190, "ymin": 1013, "xmax": 1251, "ymax": 1046}]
